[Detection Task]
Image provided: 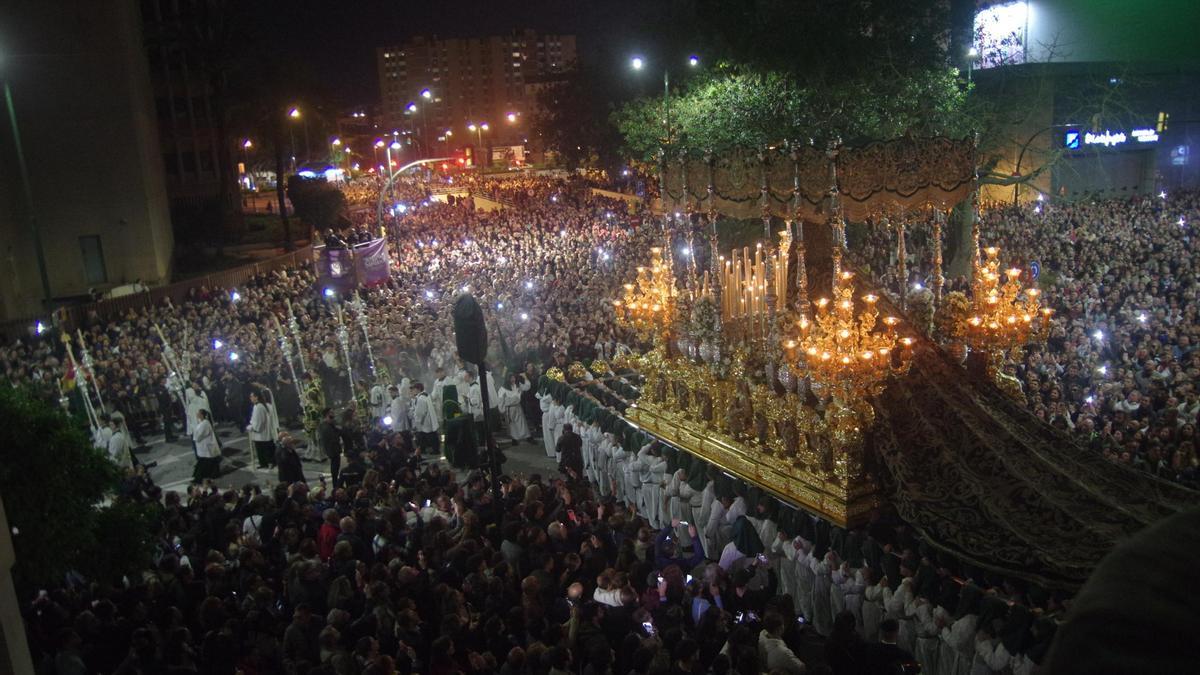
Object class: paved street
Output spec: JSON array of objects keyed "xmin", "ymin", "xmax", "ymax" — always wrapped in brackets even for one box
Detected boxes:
[{"xmin": 137, "ymin": 423, "xmax": 558, "ymax": 494}]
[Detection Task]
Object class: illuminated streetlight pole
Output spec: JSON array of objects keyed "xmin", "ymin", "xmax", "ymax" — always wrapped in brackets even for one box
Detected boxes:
[
  {"xmin": 2, "ymin": 56, "xmax": 52, "ymax": 304},
  {"xmin": 630, "ymin": 54, "xmax": 699, "ymax": 146},
  {"xmin": 288, "ymin": 107, "xmax": 301, "ymax": 172},
  {"xmin": 468, "ymin": 122, "xmax": 490, "ymax": 168},
  {"xmin": 420, "ymin": 88, "xmax": 432, "ymax": 151}
]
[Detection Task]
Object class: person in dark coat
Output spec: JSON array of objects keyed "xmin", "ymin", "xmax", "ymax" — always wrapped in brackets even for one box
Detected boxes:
[
  {"xmin": 556, "ymin": 423, "xmax": 584, "ymax": 481},
  {"xmin": 276, "ymin": 434, "xmax": 306, "ymax": 485},
  {"xmin": 317, "ymin": 408, "xmax": 343, "ymax": 485},
  {"xmin": 862, "ymin": 618, "xmax": 916, "ymax": 674}
]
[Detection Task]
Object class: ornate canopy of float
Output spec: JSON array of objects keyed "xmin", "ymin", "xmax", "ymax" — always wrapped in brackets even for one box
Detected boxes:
[{"xmin": 603, "ymin": 138, "xmax": 1051, "ymax": 527}]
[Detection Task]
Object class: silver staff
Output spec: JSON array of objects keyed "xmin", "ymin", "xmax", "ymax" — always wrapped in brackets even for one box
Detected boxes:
[
  {"xmin": 285, "ymin": 298, "xmax": 309, "ymax": 373},
  {"xmin": 349, "ymin": 291, "xmax": 377, "ymax": 376},
  {"xmin": 274, "ymin": 315, "xmax": 307, "ymax": 414},
  {"xmin": 75, "ymin": 330, "xmax": 107, "ymax": 415}
]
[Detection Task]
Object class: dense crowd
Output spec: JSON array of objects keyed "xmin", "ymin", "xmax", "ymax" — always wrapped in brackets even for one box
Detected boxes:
[
  {"xmin": 10, "ymin": 176, "xmax": 1195, "ymax": 675},
  {"xmin": 851, "ymin": 192, "xmax": 1200, "ymax": 487},
  {"xmin": 0, "ymin": 175, "xmax": 648, "ymax": 446}
]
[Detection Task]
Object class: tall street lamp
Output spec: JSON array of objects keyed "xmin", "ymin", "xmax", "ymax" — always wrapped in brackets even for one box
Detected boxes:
[
  {"xmin": 287, "ymin": 107, "xmax": 302, "ymax": 172},
  {"xmin": 468, "ymin": 122, "xmax": 489, "ymax": 167},
  {"xmin": 373, "ymin": 139, "xmax": 384, "ymax": 172},
  {"xmin": 630, "ymin": 53, "xmax": 699, "ymax": 146},
  {"xmin": 2, "ymin": 54, "xmax": 52, "ymax": 304},
  {"xmin": 331, "ymin": 137, "xmax": 346, "ymax": 174},
  {"xmin": 241, "ymin": 139, "xmax": 253, "ymax": 188}
]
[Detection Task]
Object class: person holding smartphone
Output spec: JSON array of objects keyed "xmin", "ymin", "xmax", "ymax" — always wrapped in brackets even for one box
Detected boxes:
[{"xmin": 654, "ymin": 518, "xmax": 707, "ymax": 573}]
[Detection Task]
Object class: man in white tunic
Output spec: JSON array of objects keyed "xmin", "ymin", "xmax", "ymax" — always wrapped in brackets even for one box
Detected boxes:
[
  {"xmin": 538, "ymin": 393, "xmax": 558, "ymax": 458},
  {"xmin": 247, "ymin": 390, "xmax": 274, "ymax": 470},
  {"xmin": 431, "ymin": 366, "xmax": 451, "ymax": 426},
  {"xmin": 409, "ymin": 382, "xmax": 440, "ymax": 456},
  {"xmin": 497, "ymin": 375, "xmax": 530, "ymax": 444},
  {"xmin": 388, "ymin": 385, "xmax": 410, "ymax": 434},
  {"xmin": 107, "ymin": 412, "xmax": 133, "ymax": 470},
  {"xmin": 185, "ymin": 382, "xmax": 210, "ymax": 440},
  {"xmin": 594, "ymin": 432, "xmax": 614, "ymax": 497},
  {"xmin": 369, "ymin": 380, "xmax": 389, "ymax": 424}
]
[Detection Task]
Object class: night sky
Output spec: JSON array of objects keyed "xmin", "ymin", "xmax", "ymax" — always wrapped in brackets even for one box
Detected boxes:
[{"xmin": 272, "ymin": 0, "xmax": 693, "ymax": 106}]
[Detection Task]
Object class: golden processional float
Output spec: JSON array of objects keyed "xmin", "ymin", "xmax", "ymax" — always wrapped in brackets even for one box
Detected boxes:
[{"xmin": 607, "ymin": 138, "xmax": 1053, "ymax": 527}]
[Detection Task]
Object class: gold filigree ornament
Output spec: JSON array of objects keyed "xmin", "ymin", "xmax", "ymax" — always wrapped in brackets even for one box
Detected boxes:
[
  {"xmin": 567, "ymin": 361, "xmax": 590, "ymax": 382},
  {"xmin": 589, "ymin": 359, "xmax": 613, "ymax": 378}
]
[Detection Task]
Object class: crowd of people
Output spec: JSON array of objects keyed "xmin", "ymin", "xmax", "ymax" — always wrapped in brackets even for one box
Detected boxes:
[
  {"xmin": 6, "ymin": 172, "xmax": 1197, "ymax": 674},
  {"xmin": 850, "ymin": 191, "xmax": 1200, "ymax": 488}
]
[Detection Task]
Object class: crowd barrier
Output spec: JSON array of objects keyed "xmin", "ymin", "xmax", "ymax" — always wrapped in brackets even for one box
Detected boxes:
[{"xmin": 1, "ymin": 246, "xmax": 314, "ymax": 340}]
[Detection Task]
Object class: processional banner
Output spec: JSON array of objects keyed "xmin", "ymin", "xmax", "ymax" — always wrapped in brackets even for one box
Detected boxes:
[{"xmin": 315, "ymin": 238, "xmax": 390, "ymax": 291}]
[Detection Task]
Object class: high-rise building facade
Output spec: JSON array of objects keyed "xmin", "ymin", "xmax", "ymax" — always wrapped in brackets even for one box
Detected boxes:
[
  {"xmin": 0, "ymin": 0, "xmax": 174, "ymax": 323},
  {"xmin": 139, "ymin": 0, "xmax": 230, "ymax": 233},
  {"xmin": 378, "ymin": 30, "xmax": 576, "ymax": 151}
]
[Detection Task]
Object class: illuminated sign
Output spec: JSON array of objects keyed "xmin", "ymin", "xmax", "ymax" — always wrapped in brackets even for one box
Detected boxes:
[
  {"xmin": 1085, "ymin": 131, "xmax": 1127, "ymax": 147},
  {"xmin": 1065, "ymin": 128, "xmax": 1161, "ymax": 149},
  {"xmin": 1131, "ymin": 128, "xmax": 1159, "ymax": 143}
]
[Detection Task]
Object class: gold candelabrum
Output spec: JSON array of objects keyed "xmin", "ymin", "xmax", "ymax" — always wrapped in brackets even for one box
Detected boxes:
[
  {"xmin": 613, "ymin": 246, "xmax": 678, "ymax": 344},
  {"xmin": 785, "ymin": 270, "xmax": 914, "ymax": 404},
  {"xmin": 963, "ymin": 246, "xmax": 1051, "ymax": 356}
]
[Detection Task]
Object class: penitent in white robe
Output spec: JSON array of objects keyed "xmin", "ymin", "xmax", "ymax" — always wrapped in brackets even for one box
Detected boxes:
[
  {"xmin": 539, "ymin": 394, "xmax": 558, "ymax": 458},
  {"xmin": 498, "ymin": 385, "xmax": 529, "ymax": 441}
]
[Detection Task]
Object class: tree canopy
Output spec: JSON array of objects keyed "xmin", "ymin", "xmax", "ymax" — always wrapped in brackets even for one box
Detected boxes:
[
  {"xmin": 288, "ymin": 176, "xmax": 349, "ymax": 233},
  {"xmin": 613, "ymin": 65, "xmax": 977, "ymax": 161},
  {"xmin": 0, "ymin": 387, "xmax": 156, "ymax": 591}
]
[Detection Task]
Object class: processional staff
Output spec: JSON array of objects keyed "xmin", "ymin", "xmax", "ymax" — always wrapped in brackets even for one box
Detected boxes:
[
  {"xmin": 273, "ymin": 315, "xmax": 307, "ymax": 414},
  {"xmin": 75, "ymin": 329, "xmax": 106, "ymax": 415},
  {"xmin": 62, "ymin": 335, "xmax": 100, "ymax": 434}
]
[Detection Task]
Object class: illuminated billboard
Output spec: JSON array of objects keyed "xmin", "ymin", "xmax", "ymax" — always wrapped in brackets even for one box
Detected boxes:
[{"xmin": 974, "ymin": 1, "xmax": 1029, "ymax": 68}]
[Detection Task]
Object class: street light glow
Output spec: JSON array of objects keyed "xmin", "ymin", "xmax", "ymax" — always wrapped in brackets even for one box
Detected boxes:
[
  {"xmin": 631, "ymin": 56, "xmax": 644, "ymax": 70},
  {"xmin": 407, "ymin": 102, "xmax": 417, "ymax": 113},
  {"xmin": 688, "ymin": 55, "xmax": 699, "ymax": 66},
  {"xmin": 374, "ymin": 140, "xmax": 385, "ymax": 148},
  {"xmin": 288, "ymin": 107, "xmax": 300, "ymax": 118},
  {"xmin": 967, "ymin": 46, "xmax": 979, "ymax": 58},
  {"xmin": 480, "ymin": 123, "xmax": 489, "ymax": 131},
  {"xmin": 390, "ymin": 141, "xmax": 402, "ymax": 150},
  {"xmin": 331, "ymin": 138, "xmax": 342, "ymax": 146},
  {"xmin": 421, "ymin": 88, "xmax": 432, "ymax": 99},
  {"xmin": 242, "ymin": 139, "xmax": 253, "ymax": 149},
  {"xmin": 506, "ymin": 112, "xmax": 517, "ymax": 123}
]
